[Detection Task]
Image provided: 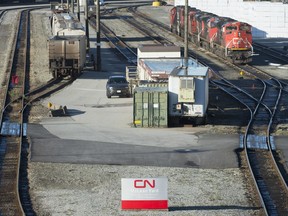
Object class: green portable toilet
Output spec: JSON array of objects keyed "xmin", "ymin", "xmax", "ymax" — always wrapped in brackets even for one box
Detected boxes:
[{"xmin": 133, "ymin": 86, "xmax": 168, "ymax": 128}]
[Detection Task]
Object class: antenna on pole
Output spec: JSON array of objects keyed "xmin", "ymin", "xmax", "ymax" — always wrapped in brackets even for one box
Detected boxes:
[
  {"xmin": 184, "ymin": 0, "xmax": 188, "ymax": 75},
  {"xmin": 96, "ymin": 0, "xmax": 101, "ymax": 71},
  {"xmin": 71, "ymin": 0, "xmax": 74, "ymax": 13},
  {"xmin": 77, "ymin": 0, "xmax": 80, "ymax": 20},
  {"xmin": 85, "ymin": 0, "xmax": 90, "ymax": 51}
]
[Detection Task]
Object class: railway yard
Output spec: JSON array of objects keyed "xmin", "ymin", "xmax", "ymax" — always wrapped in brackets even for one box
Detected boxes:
[{"xmin": 0, "ymin": 1, "xmax": 288, "ymax": 215}]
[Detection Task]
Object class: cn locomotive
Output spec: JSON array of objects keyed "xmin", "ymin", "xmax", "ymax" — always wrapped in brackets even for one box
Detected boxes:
[
  {"xmin": 48, "ymin": 11, "xmax": 86, "ymax": 78},
  {"xmin": 170, "ymin": 6, "xmax": 253, "ymax": 64}
]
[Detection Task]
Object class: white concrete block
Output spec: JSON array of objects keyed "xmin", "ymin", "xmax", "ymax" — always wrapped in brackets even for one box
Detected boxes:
[
  {"xmin": 174, "ymin": 0, "xmax": 288, "ymax": 38},
  {"xmin": 271, "ymin": 28, "xmax": 288, "ymax": 36}
]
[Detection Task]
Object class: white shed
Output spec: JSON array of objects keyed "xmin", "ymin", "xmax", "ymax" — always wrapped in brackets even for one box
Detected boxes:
[{"xmin": 137, "ymin": 45, "xmax": 181, "ymax": 60}]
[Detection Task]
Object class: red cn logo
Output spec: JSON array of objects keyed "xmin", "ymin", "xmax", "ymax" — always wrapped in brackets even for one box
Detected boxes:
[{"xmin": 134, "ymin": 180, "xmax": 155, "ymax": 188}]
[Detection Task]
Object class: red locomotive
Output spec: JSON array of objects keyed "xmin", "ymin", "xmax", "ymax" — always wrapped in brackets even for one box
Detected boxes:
[{"xmin": 170, "ymin": 6, "xmax": 253, "ymax": 64}]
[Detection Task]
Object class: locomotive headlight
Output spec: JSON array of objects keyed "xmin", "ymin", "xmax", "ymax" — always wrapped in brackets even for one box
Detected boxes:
[{"xmin": 238, "ymin": 32, "xmax": 241, "ymax": 37}]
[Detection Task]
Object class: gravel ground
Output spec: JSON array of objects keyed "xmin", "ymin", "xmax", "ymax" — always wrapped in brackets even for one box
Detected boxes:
[
  {"xmin": 0, "ymin": 10, "xmax": 18, "ymax": 87},
  {"xmin": 29, "ymin": 163, "xmax": 259, "ymax": 216},
  {"xmin": 0, "ymin": 5, "xmax": 282, "ymax": 216},
  {"xmin": 29, "ymin": 9, "xmax": 53, "ymax": 88},
  {"xmin": 26, "ymin": 7, "xmax": 262, "ymax": 216}
]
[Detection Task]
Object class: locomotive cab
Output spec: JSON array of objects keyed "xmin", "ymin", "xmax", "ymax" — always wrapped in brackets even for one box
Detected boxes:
[
  {"xmin": 169, "ymin": 5, "xmax": 253, "ymax": 64},
  {"xmin": 169, "ymin": 7, "xmax": 177, "ymax": 33},
  {"xmin": 222, "ymin": 22, "xmax": 253, "ymax": 63}
]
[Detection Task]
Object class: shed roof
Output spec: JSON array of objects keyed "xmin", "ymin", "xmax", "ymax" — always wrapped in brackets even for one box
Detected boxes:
[
  {"xmin": 141, "ymin": 57, "xmax": 208, "ymax": 77},
  {"xmin": 170, "ymin": 66, "xmax": 208, "ymax": 77},
  {"xmin": 138, "ymin": 45, "xmax": 180, "ymax": 53},
  {"xmin": 142, "ymin": 58, "xmax": 180, "ymax": 73}
]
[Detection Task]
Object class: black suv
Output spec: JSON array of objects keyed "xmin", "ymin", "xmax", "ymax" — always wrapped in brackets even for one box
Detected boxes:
[{"xmin": 106, "ymin": 76, "xmax": 130, "ymax": 98}]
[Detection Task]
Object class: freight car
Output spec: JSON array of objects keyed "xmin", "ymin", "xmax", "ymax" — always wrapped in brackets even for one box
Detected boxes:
[
  {"xmin": 48, "ymin": 35, "xmax": 86, "ymax": 78},
  {"xmin": 48, "ymin": 12, "xmax": 86, "ymax": 77},
  {"xmin": 170, "ymin": 6, "xmax": 253, "ymax": 64},
  {"xmin": 51, "ymin": 12, "xmax": 85, "ymax": 36},
  {"xmin": 50, "ymin": 2, "xmax": 69, "ymax": 13}
]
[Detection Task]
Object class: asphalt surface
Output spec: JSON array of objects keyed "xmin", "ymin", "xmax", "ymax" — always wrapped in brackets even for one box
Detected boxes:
[
  {"xmin": 28, "ymin": 9, "xmax": 240, "ymax": 168},
  {"xmin": 29, "ymin": 54, "xmax": 240, "ymax": 168},
  {"xmin": 28, "ymin": 4, "xmax": 288, "ymax": 171}
]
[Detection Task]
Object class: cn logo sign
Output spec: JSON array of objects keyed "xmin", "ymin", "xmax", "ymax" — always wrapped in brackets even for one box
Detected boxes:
[{"xmin": 134, "ymin": 179, "xmax": 155, "ymax": 188}]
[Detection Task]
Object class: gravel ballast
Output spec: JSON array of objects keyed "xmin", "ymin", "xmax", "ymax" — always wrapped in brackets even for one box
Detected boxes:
[
  {"xmin": 29, "ymin": 163, "xmax": 259, "ymax": 216},
  {"xmin": 25, "ymin": 7, "xmax": 260, "ymax": 215},
  {"xmin": 0, "ymin": 5, "xmax": 274, "ymax": 216}
]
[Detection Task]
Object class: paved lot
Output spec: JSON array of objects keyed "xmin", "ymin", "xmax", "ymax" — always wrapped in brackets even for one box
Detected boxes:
[
  {"xmin": 29, "ymin": 67, "xmax": 240, "ymax": 168},
  {"xmin": 29, "ymin": 13, "xmax": 241, "ymax": 168},
  {"xmin": 28, "ymin": 3, "xmax": 288, "ymax": 171},
  {"xmin": 23, "ymin": 4, "xmax": 287, "ymax": 215}
]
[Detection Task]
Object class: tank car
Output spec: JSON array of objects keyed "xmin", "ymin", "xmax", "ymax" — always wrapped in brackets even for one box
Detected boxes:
[
  {"xmin": 170, "ymin": 6, "xmax": 253, "ymax": 64},
  {"xmin": 48, "ymin": 35, "xmax": 86, "ymax": 78}
]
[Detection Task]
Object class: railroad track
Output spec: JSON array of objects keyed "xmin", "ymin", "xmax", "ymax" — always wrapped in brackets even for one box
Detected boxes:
[
  {"xmin": 212, "ymin": 75, "xmax": 288, "ymax": 215},
  {"xmin": 0, "ymin": 8, "xmax": 75, "ymax": 215},
  {"xmin": 210, "ymin": 60, "xmax": 288, "ymax": 215},
  {"xmin": 129, "ymin": 7, "xmax": 288, "ymax": 80},
  {"xmin": 0, "ymin": 3, "xmax": 282, "ymax": 215},
  {"xmin": 0, "ymin": 9, "xmax": 29, "ymax": 215},
  {"xmin": 200, "ymin": 32, "xmax": 288, "ymax": 216},
  {"xmin": 95, "ymin": 7, "xmax": 288, "ymax": 215},
  {"xmin": 89, "ymin": 14, "xmax": 137, "ymax": 64},
  {"xmin": 253, "ymin": 42, "xmax": 288, "ymax": 64}
]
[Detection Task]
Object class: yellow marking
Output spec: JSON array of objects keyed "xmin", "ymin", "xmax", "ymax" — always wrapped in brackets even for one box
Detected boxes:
[
  {"xmin": 48, "ymin": 102, "xmax": 53, "ymax": 108},
  {"xmin": 230, "ymin": 48, "xmax": 250, "ymax": 51},
  {"xmin": 152, "ymin": 1, "xmax": 161, "ymax": 6},
  {"xmin": 134, "ymin": 120, "xmax": 141, "ymax": 124}
]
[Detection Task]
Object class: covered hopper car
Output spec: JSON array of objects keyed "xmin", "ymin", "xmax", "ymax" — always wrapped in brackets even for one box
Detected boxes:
[
  {"xmin": 170, "ymin": 6, "xmax": 253, "ymax": 64},
  {"xmin": 52, "ymin": 12, "xmax": 85, "ymax": 36},
  {"xmin": 48, "ymin": 35, "xmax": 86, "ymax": 78},
  {"xmin": 49, "ymin": 11, "xmax": 86, "ymax": 78}
]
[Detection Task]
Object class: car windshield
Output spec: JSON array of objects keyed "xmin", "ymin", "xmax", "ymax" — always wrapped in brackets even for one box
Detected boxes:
[{"xmin": 109, "ymin": 77, "xmax": 127, "ymax": 84}]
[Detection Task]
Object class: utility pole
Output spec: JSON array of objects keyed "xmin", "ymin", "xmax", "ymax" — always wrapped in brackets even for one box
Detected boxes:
[
  {"xmin": 71, "ymin": 0, "xmax": 74, "ymax": 13},
  {"xmin": 96, "ymin": 0, "xmax": 101, "ymax": 71},
  {"xmin": 85, "ymin": 0, "xmax": 90, "ymax": 50},
  {"xmin": 67, "ymin": 0, "xmax": 69, "ymax": 11},
  {"xmin": 77, "ymin": 0, "xmax": 80, "ymax": 21},
  {"xmin": 184, "ymin": 0, "xmax": 188, "ymax": 75}
]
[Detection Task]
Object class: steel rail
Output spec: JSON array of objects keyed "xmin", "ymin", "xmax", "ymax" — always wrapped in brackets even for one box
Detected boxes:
[
  {"xmin": 242, "ymin": 75, "xmax": 288, "ymax": 215},
  {"xmin": 0, "ymin": 7, "xmax": 64, "ymax": 215},
  {"xmin": 244, "ymin": 79, "xmax": 270, "ymax": 215},
  {"xmin": 253, "ymin": 42, "xmax": 288, "ymax": 64},
  {"xmin": 90, "ymin": 6, "xmax": 288, "ymax": 214},
  {"xmin": 211, "ymin": 62, "xmax": 288, "ymax": 215},
  {"xmin": 113, "ymin": 11, "xmax": 170, "ymax": 46},
  {"xmin": 211, "ymin": 76, "xmax": 288, "ymax": 215},
  {"xmin": 0, "ymin": 9, "xmax": 29, "ymax": 215},
  {"xmin": 94, "ymin": 4, "xmax": 288, "ymax": 215},
  {"xmin": 23, "ymin": 78, "xmax": 75, "ymax": 109},
  {"xmin": 89, "ymin": 16, "xmax": 137, "ymax": 64}
]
